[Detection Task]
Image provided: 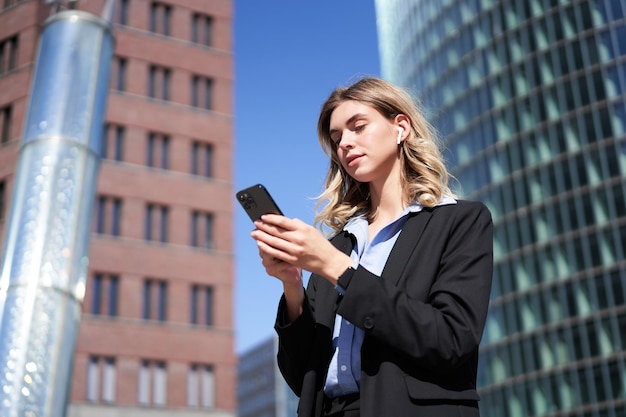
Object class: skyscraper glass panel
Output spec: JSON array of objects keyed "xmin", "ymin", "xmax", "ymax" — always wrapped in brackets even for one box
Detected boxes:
[{"xmin": 375, "ymin": 1, "xmax": 626, "ymax": 416}]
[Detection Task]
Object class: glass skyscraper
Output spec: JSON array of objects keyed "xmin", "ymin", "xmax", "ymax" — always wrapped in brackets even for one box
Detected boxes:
[
  {"xmin": 238, "ymin": 336, "xmax": 299, "ymax": 417},
  {"xmin": 375, "ymin": 1, "xmax": 626, "ymax": 416}
]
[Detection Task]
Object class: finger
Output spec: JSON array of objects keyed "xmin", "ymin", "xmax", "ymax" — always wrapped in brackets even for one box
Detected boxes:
[
  {"xmin": 258, "ymin": 248, "xmax": 284, "ymax": 267},
  {"xmin": 259, "ymin": 214, "xmax": 299, "ymax": 231},
  {"xmin": 256, "ymin": 239, "xmax": 285, "ymax": 261},
  {"xmin": 253, "ymin": 220, "xmax": 291, "ymax": 238},
  {"xmin": 257, "ymin": 248, "xmax": 275, "ymax": 263},
  {"xmin": 252, "ymin": 228, "xmax": 294, "ymax": 255},
  {"xmin": 251, "ymin": 228, "xmax": 283, "ymax": 246},
  {"xmin": 256, "ymin": 240, "xmax": 297, "ymax": 265},
  {"xmin": 254, "ymin": 221, "xmax": 311, "ymax": 253}
]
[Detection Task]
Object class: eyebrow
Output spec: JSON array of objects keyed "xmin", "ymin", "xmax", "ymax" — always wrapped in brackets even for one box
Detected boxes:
[{"xmin": 329, "ymin": 113, "xmax": 368, "ymax": 136}]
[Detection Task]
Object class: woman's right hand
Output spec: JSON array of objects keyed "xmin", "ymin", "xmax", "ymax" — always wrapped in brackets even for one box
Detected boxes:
[
  {"xmin": 254, "ymin": 229, "xmax": 305, "ymax": 321},
  {"xmin": 258, "ymin": 245, "xmax": 302, "ymax": 287}
]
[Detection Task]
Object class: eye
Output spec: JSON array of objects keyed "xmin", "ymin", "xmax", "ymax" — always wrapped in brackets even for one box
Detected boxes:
[
  {"xmin": 330, "ymin": 135, "xmax": 341, "ymax": 146},
  {"xmin": 354, "ymin": 123, "xmax": 366, "ymax": 133}
]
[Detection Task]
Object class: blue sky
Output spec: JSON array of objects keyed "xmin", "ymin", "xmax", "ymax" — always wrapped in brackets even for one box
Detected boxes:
[{"xmin": 233, "ymin": 2, "xmax": 381, "ymax": 353}]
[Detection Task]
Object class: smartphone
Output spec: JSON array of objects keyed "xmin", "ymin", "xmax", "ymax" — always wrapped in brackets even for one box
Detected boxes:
[{"xmin": 236, "ymin": 184, "xmax": 283, "ymax": 222}]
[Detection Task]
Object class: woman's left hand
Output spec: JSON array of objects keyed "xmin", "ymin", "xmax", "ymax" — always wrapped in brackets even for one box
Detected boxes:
[{"xmin": 251, "ymin": 214, "xmax": 353, "ymax": 284}]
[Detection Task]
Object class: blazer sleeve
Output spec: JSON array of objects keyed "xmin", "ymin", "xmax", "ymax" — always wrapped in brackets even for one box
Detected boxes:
[
  {"xmin": 335, "ymin": 201, "xmax": 494, "ymax": 372},
  {"xmin": 274, "ymin": 292, "xmax": 315, "ymax": 396},
  {"xmin": 274, "ymin": 274, "xmax": 338, "ymax": 396}
]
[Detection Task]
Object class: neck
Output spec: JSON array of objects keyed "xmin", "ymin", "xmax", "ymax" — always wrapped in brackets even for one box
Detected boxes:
[{"xmin": 367, "ymin": 173, "xmax": 405, "ymax": 225}]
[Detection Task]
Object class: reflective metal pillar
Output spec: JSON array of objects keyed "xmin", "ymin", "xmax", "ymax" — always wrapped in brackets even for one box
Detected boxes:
[{"xmin": 0, "ymin": 6, "xmax": 114, "ymax": 417}]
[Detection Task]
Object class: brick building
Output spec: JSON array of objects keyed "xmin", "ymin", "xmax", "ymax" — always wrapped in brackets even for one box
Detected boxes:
[{"xmin": 0, "ymin": 0, "xmax": 236, "ymax": 416}]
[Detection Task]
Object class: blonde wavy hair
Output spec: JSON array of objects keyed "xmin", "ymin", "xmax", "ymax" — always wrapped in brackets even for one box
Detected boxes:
[{"xmin": 314, "ymin": 77, "xmax": 456, "ymax": 232}]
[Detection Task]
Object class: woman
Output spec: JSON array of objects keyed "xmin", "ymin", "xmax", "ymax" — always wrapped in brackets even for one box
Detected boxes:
[{"xmin": 250, "ymin": 77, "xmax": 493, "ymax": 417}]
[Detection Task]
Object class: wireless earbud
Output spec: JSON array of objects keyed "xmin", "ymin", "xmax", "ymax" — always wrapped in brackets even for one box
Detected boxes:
[{"xmin": 397, "ymin": 128, "xmax": 404, "ymax": 145}]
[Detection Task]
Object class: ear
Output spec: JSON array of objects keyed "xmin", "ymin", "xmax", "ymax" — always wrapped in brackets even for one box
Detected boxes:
[{"xmin": 393, "ymin": 114, "xmax": 411, "ymax": 142}]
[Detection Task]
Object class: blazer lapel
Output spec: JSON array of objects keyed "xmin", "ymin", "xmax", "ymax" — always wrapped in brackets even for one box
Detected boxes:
[{"xmin": 381, "ymin": 209, "xmax": 433, "ymax": 285}]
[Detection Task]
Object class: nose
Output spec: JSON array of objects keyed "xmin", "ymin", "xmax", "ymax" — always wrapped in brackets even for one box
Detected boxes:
[{"xmin": 337, "ymin": 130, "xmax": 355, "ymax": 150}]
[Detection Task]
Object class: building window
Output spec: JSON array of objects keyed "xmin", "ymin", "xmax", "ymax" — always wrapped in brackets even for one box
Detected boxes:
[
  {"xmin": 142, "ymin": 278, "xmax": 167, "ymax": 321},
  {"xmin": 0, "ymin": 35, "xmax": 18, "ymax": 76},
  {"xmin": 1, "ymin": 104, "xmax": 11, "ymax": 143},
  {"xmin": 2, "ymin": 0, "xmax": 21, "ymax": 9},
  {"xmin": 0, "ymin": 179, "xmax": 5, "ymax": 222},
  {"xmin": 86, "ymin": 356, "xmax": 116, "ymax": 404},
  {"xmin": 149, "ymin": 2, "xmax": 171, "ymax": 36},
  {"xmin": 191, "ymin": 211, "xmax": 213, "ymax": 249},
  {"xmin": 191, "ymin": 13, "xmax": 213, "ymax": 46},
  {"xmin": 146, "ymin": 132, "xmax": 169, "ymax": 169},
  {"xmin": 94, "ymin": 195, "xmax": 122, "ymax": 236},
  {"xmin": 138, "ymin": 360, "xmax": 167, "ymax": 407},
  {"xmin": 190, "ymin": 284, "xmax": 213, "ymax": 326},
  {"xmin": 102, "ymin": 124, "xmax": 124, "ymax": 161},
  {"xmin": 116, "ymin": 0, "xmax": 129, "ymax": 25},
  {"xmin": 148, "ymin": 65, "xmax": 170, "ymax": 100},
  {"xmin": 191, "ymin": 141, "xmax": 213, "ymax": 177},
  {"xmin": 91, "ymin": 273, "xmax": 119, "ymax": 316},
  {"xmin": 144, "ymin": 203, "xmax": 168, "ymax": 242},
  {"xmin": 111, "ymin": 57, "xmax": 126, "ymax": 91},
  {"xmin": 187, "ymin": 364, "xmax": 215, "ymax": 408},
  {"xmin": 191, "ymin": 75, "xmax": 213, "ymax": 110}
]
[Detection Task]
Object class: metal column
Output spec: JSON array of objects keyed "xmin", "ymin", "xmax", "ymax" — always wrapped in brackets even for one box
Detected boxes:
[{"xmin": 0, "ymin": 5, "xmax": 115, "ymax": 416}]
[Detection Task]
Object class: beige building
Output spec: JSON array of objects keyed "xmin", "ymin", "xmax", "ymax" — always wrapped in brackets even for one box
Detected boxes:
[{"xmin": 0, "ymin": 0, "xmax": 236, "ymax": 415}]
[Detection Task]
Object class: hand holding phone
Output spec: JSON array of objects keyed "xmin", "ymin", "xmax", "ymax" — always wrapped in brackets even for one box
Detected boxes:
[{"xmin": 236, "ymin": 184, "xmax": 283, "ymax": 222}]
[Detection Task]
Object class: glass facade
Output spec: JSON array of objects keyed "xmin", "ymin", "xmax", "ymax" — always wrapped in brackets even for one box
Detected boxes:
[
  {"xmin": 238, "ymin": 336, "xmax": 299, "ymax": 417},
  {"xmin": 375, "ymin": 1, "xmax": 626, "ymax": 416}
]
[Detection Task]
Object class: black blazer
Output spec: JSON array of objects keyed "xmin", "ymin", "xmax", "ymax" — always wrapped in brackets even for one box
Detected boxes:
[{"xmin": 275, "ymin": 200, "xmax": 493, "ymax": 417}]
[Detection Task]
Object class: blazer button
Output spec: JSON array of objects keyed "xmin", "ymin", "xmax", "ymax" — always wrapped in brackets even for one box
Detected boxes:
[{"xmin": 363, "ymin": 317, "xmax": 374, "ymax": 330}]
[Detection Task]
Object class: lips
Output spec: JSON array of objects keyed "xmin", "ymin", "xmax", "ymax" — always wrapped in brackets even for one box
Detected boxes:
[{"xmin": 346, "ymin": 154, "xmax": 364, "ymax": 167}]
